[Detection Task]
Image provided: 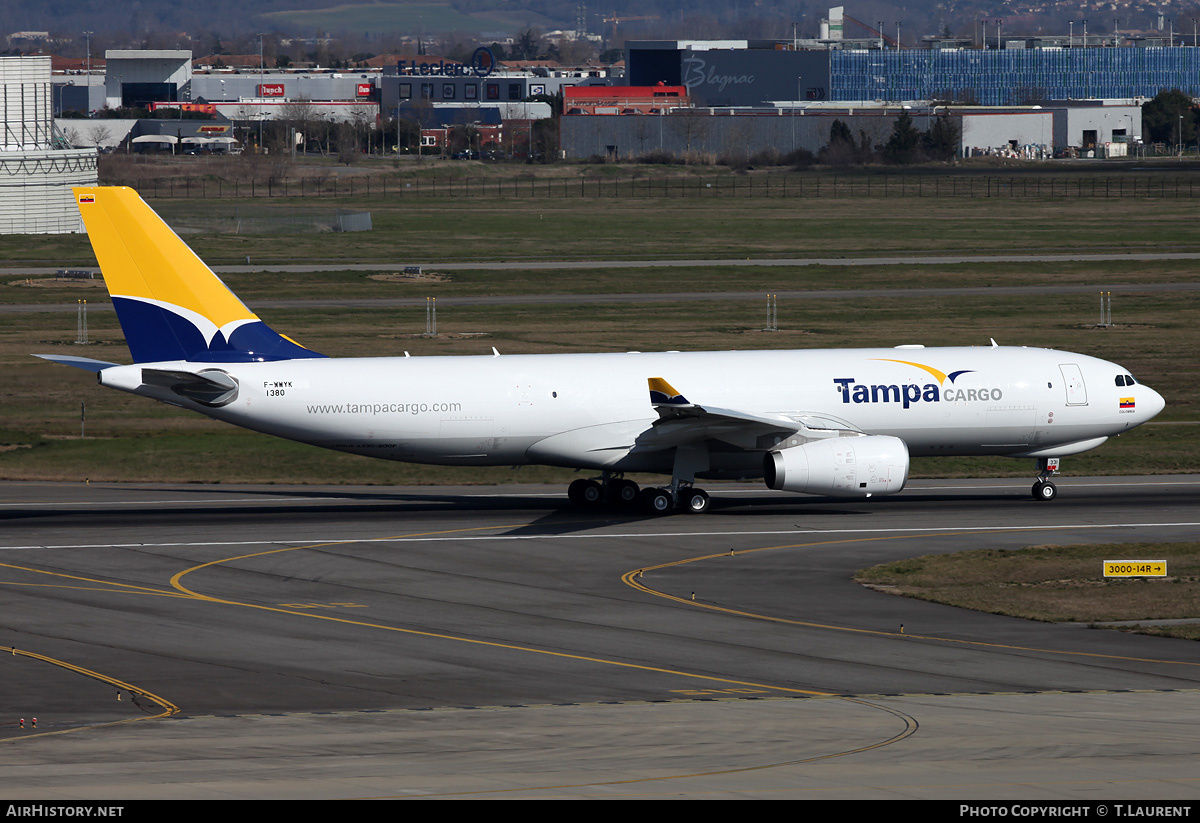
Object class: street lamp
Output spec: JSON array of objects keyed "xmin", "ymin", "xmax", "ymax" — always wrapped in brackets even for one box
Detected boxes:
[
  {"xmin": 258, "ymin": 32, "xmax": 265, "ymax": 152},
  {"xmin": 792, "ymin": 76, "xmax": 801, "ymax": 149},
  {"xmin": 83, "ymin": 31, "xmax": 92, "ymax": 113}
]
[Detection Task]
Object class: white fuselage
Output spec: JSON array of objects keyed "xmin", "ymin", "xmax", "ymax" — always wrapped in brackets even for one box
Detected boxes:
[{"xmin": 100, "ymin": 346, "xmax": 1165, "ymax": 480}]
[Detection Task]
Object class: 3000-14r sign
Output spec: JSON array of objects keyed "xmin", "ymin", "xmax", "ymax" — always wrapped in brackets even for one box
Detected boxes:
[{"xmin": 1104, "ymin": 560, "xmax": 1167, "ymax": 577}]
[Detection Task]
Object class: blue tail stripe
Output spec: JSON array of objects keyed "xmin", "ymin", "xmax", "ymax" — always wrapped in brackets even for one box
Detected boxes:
[
  {"xmin": 112, "ymin": 296, "xmax": 205, "ymax": 363},
  {"xmin": 112, "ymin": 297, "xmax": 325, "ymax": 363},
  {"xmin": 215, "ymin": 323, "xmax": 325, "ymax": 362}
]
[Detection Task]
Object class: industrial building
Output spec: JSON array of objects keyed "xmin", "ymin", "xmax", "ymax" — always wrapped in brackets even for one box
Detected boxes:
[
  {"xmin": 39, "ymin": 13, "xmax": 1188, "ymax": 164},
  {"xmin": 626, "ymin": 39, "xmax": 1200, "ymax": 108},
  {"xmin": 1, "ymin": 55, "xmax": 98, "ymax": 234},
  {"xmin": 560, "ymin": 99, "xmax": 1142, "ymax": 161},
  {"xmin": 555, "ymin": 28, "xmax": 1168, "ymax": 160}
]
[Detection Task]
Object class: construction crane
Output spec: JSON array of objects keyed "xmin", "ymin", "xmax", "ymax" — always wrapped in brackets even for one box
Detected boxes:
[
  {"xmin": 603, "ymin": 13, "xmax": 659, "ymax": 44},
  {"xmin": 843, "ymin": 14, "xmax": 901, "ymax": 48}
]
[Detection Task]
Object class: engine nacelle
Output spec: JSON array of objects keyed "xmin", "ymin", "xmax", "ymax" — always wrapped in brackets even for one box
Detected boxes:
[{"xmin": 764, "ymin": 435, "xmax": 909, "ymax": 497}]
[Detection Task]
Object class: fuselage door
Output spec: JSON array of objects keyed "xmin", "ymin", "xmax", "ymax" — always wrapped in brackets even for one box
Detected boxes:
[{"xmin": 1059, "ymin": 364, "xmax": 1088, "ymax": 406}]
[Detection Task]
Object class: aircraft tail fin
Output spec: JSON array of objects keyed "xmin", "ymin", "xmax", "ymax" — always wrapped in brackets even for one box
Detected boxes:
[{"xmin": 73, "ymin": 186, "xmax": 324, "ymax": 364}]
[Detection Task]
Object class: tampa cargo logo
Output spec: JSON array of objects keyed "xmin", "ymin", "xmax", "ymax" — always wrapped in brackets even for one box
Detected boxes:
[{"xmin": 833, "ymin": 359, "xmax": 1002, "ymax": 408}]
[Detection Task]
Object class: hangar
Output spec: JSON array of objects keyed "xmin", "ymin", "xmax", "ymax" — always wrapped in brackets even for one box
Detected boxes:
[{"xmin": 1, "ymin": 55, "xmax": 98, "ymax": 234}]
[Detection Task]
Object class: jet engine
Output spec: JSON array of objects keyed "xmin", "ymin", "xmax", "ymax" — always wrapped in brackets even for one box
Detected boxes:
[{"xmin": 764, "ymin": 435, "xmax": 909, "ymax": 497}]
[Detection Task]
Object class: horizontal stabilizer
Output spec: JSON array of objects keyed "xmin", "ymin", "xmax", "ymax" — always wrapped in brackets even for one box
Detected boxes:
[{"xmin": 32, "ymin": 354, "xmax": 119, "ymax": 373}]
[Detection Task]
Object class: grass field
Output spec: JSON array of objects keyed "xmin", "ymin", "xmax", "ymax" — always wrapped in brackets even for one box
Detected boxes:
[
  {"xmin": 259, "ymin": 2, "xmax": 561, "ymax": 35},
  {"xmin": 856, "ymin": 542, "xmax": 1200, "ymax": 641},
  {"xmin": 11, "ymin": 190, "xmax": 1200, "ymax": 266},
  {"xmin": 1, "ymin": 165, "xmax": 1197, "ymax": 484}
]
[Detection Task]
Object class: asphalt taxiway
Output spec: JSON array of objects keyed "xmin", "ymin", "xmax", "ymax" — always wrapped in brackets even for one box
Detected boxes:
[{"xmin": 1, "ymin": 476, "xmax": 1198, "ymax": 799}]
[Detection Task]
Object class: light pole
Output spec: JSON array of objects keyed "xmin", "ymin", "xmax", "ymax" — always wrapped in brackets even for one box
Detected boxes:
[
  {"xmin": 83, "ymin": 31, "xmax": 92, "ymax": 113},
  {"xmin": 258, "ymin": 32, "xmax": 265, "ymax": 152}
]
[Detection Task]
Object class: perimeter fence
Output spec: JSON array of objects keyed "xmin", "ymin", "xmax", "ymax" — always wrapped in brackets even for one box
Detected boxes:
[{"xmin": 104, "ymin": 173, "xmax": 1200, "ymax": 200}]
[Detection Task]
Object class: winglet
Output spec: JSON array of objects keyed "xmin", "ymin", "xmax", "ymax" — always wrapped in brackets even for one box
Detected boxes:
[{"xmin": 648, "ymin": 377, "xmax": 690, "ymax": 406}]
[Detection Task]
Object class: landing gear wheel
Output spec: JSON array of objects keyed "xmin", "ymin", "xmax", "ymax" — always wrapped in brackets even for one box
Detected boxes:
[
  {"xmin": 682, "ymin": 487, "xmax": 710, "ymax": 514},
  {"xmin": 568, "ymin": 478, "xmax": 603, "ymax": 506},
  {"xmin": 1032, "ymin": 480, "xmax": 1057, "ymax": 501},
  {"xmin": 610, "ymin": 478, "xmax": 640, "ymax": 506},
  {"xmin": 640, "ymin": 487, "xmax": 674, "ymax": 514}
]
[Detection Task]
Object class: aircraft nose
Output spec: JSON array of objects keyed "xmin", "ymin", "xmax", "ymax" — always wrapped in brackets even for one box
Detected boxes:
[{"xmin": 1141, "ymin": 386, "xmax": 1166, "ymax": 421}]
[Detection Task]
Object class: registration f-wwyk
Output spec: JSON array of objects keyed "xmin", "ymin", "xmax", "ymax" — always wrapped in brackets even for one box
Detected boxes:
[{"xmin": 40, "ymin": 187, "xmax": 1165, "ymax": 513}]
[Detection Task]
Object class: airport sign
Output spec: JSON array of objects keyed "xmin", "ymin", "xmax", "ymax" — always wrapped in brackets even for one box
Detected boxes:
[{"xmin": 1104, "ymin": 560, "xmax": 1167, "ymax": 577}]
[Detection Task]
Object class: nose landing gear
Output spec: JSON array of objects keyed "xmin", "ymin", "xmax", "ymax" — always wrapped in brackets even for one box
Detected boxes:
[{"xmin": 1031, "ymin": 457, "xmax": 1060, "ymax": 501}]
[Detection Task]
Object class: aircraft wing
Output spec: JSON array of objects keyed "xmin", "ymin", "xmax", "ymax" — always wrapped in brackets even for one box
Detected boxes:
[{"xmin": 637, "ymin": 377, "xmax": 808, "ymax": 451}]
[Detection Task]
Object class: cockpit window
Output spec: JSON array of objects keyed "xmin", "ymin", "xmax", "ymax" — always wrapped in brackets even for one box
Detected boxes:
[
  {"xmin": 1115, "ymin": 376, "xmax": 1125, "ymax": 386},
  {"xmin": 1126, "ymin": 374, "xmax": 1137, "ymax": 385}
]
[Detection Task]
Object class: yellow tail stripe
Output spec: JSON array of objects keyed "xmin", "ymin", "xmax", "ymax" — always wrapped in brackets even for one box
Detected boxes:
[{"xmin": 74, "ymin": 186, "xmax": 257, "ymax": 329}]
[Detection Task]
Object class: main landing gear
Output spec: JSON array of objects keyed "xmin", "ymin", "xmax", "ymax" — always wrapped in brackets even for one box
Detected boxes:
[
  {"xmin": 567, "ymin": 473, "xmax": 711, "ymax": 514},
  {"xmin": 1031, "ymin": 457, "xmax": 1060, "ymax": 502},
  {"xmin": 638, "ymin": 484, "xmax": 710, "ymax": 514},
  {"xmin": 567, "ymin": 474, "xmax": 639, "ymax": 507}
]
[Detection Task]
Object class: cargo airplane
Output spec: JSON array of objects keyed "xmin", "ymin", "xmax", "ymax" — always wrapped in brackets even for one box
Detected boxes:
[{"xmin": 38, "ymin": 187, "xmax": 1166, "ymax": 513}]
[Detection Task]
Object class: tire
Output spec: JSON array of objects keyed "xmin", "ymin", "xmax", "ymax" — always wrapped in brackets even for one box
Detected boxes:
[
  {"xmin": 1032, "ymin": 480, "xmax": 1057, "ymax": 501},
  {"xmin": 682, "ymin": 488, "xmax": 710, "ymax": 514},
  {"xmin": 581, "ymin": 479, "xmax": 603, "ymax": 504},
  {"xmin": 568, "ymin": 478, "xmax": 589, "ymax": 505},
  {"xmin": 569, "ymin": 478, "xmax": 602, "ymax": 506},
  {"xmin": 611, "ymin": 479, "xmax": 640, "ymax": 506},
  {"xmin": 641, "ymin": 488, "xmax": 673, "ymax": 514}
]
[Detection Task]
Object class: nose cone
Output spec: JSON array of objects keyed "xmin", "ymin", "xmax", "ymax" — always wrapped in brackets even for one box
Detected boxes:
[{"xmin": 1141, "ymin": 386, "xmax": 1166, "ymax": 422}]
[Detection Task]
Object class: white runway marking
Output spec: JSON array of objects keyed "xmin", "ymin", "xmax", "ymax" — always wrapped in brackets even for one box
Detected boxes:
[
  {"xmin": 3, "ymin": 521, "xmax": 1198, "ymax": 552},
  {"xmin": 3, "ymin": 479, "xmax": 1197, "ymax": 507}
]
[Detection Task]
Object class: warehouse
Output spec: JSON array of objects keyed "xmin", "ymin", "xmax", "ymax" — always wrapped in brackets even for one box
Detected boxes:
[{"xmin": 559, "ymin": 100, "xmax": 1142, "ymax": 161}]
